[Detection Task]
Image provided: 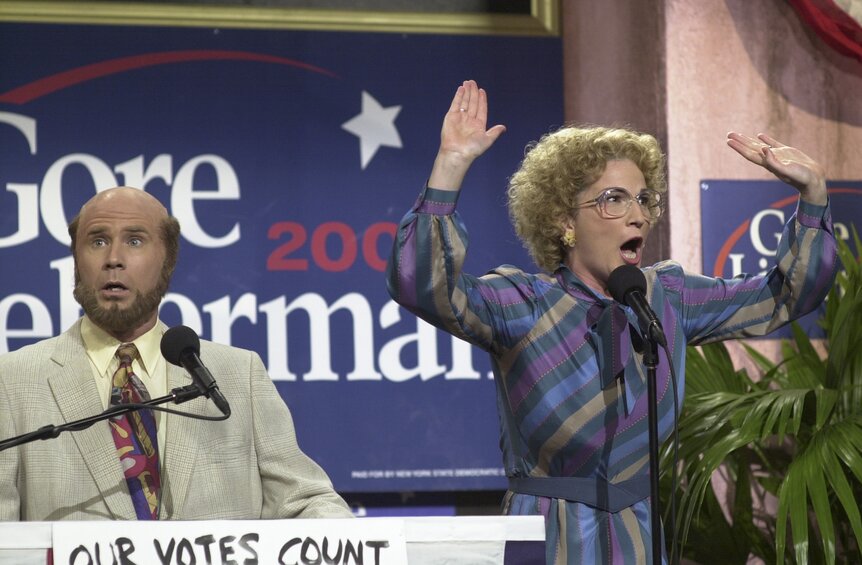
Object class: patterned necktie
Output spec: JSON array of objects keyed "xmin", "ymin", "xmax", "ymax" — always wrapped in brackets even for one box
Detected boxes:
[{"xmin": 109, "ymin": 343, "xmax": 161, "ymax": 520}]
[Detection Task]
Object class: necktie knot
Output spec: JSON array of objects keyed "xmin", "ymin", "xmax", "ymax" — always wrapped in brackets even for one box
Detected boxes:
[
  {"xmin": 113, "ymin": 343, "xmax": 139, "ymax": 392},
  {"xmin": 116, "ymin": 343, "xmax": 139, "ymax": 367}
]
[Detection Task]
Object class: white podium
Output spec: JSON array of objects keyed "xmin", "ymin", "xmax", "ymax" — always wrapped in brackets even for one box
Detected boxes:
[{"xmin": 0, "ymin": 515, "xmax": 545, "ymax": 564}]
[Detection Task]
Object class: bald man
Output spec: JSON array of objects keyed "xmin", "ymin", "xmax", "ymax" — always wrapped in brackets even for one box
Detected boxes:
[{"xmin": 0, "ymin": 187, "xmax": 352, "ymax": 521}]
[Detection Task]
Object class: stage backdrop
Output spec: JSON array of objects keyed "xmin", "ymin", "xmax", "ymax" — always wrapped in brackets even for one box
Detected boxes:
[
  {"xmin": 0, "ymin": 21, "xmax": 562, "ymax": 492},
  {"xmin": 700, "ymin": 179, "xmax": 862, "ymax": 338}
]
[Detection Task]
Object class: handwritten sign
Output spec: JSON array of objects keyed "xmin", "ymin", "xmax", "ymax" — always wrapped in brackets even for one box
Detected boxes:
[{"xmin": 53, "ymin": 519, "xmax": 407, "ymax": 565}]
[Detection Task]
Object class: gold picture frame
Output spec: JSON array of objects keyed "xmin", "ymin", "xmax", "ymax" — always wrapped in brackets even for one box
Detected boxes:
[{"xmin": 0, "ymin": 0, "xmax": 560, "ymax": 36}]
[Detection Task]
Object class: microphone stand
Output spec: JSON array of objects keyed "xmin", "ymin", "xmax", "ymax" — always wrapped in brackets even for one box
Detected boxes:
[
  {"xmin": 642, "ymin": 335, "xmax": 663, "ymax": 565},
  {"xmin": 0, "ymin": 384, "xmax": 203, "ymax": 453}
]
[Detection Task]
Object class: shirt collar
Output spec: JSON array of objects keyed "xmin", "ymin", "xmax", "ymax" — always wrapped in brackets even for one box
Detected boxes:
[
  {"xmin": 81, "ymin": 316, "xmax": 166, "ymax": 376},
  {"xmin": 555, "ymin": 264, "xmax": 612, "ymax": 305}
]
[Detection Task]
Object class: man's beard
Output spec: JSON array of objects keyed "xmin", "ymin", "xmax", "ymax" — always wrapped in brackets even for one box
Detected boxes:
[{"xmin": 74, "ymin": 281, "xmax": 166, "ymax": 336}]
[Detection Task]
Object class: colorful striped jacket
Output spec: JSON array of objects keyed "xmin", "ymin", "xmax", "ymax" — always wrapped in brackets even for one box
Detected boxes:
[{"xmin": 386, "ymin": 185, "xmax": 837, "ymax": 564}]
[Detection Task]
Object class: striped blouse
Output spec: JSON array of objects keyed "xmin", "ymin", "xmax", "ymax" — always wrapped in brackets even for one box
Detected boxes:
[{"xmin": 386, "ymin": 185, "xmax": 837, "ymax": 564}]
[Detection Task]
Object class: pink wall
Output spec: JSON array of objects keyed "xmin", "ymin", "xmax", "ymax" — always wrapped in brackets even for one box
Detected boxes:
[{"xmin": 665, "ymin": 0, "xmax": 862, "ymax": 271}]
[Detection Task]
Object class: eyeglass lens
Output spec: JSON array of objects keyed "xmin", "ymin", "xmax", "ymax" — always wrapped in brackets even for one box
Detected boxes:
[{"xmin": 601, "ymin": 188, "xmax": 662, "ymax": 219}]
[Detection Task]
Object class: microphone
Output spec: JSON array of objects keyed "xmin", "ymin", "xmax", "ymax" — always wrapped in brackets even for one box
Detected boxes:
[
  {"xmin": 161, "ymin": 325, "xmax": 231, "ymax": 417},
  {"xmin": 607, "ymin": 265, "xmax": 667, "ymax": 347}
]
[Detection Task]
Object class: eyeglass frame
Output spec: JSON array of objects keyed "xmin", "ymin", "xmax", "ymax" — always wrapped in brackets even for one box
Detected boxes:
[{"xmin": 575, "ymin": 186, "xmax": 665, "ymax": 221}]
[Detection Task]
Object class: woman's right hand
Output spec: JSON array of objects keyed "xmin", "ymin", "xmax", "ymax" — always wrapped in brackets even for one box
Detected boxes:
[
  {"xmin": 726, "ymin": 132, "xmax": 827, "ymax": 205},
  {"xmin": 428, "ymin": 80, "xmax": 506, "ymax": 191}
]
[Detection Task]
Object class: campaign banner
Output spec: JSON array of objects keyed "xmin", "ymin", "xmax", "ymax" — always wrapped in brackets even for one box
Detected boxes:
[
  {"xmin": 700, "ymin": 179, "xmax": 862, "ymax": 337},
  {"xmin": 0, "ymin": 22, "xmax": 561, "ymax": 491}
]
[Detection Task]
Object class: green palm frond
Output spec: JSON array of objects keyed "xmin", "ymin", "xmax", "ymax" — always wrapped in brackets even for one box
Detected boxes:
[
  {"xmin": 775, "ymin": 419, "xmax": 862, "ymax": 565},
  {"xmin": 667, "ymin": 380, "xmax": 810, "ymax": 548},
  {"xmin": 663, "ymin": 228, "xmax": 862, "ymax": 564},
  {"xmin": 685, "ymin": 338, "xmax": 748, "ymax": 395}
]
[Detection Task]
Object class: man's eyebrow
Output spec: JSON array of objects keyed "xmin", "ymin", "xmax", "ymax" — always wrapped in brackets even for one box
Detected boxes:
[
  {"xmin": 122, "ymin": 226, "xmax": 151, "ymax": 235},
  {"xmin": 83, "ymin": 225, "xmax": 151, "ymax": 238},
  {"xmin": 84, "ymin": 226, "xmax": 109, "ymax": 238}
]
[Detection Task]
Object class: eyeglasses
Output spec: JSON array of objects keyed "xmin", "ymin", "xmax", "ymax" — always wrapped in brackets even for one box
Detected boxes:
[{"xmin": 576, "ymin": 187, "xmax": 664, "ymax": 221}]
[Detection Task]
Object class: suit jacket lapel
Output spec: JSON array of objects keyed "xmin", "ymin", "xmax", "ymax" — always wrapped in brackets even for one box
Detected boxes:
[
  {"xmin": 160, "ymin": 364, "xmax": 203, "ymax": 518},
  {"xmin": 47, "ymin": 322, "xmax": 138, "ymax": 520}
]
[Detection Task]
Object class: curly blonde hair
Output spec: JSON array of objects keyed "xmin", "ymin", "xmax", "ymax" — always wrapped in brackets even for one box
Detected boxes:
[{"xmin": 507, "ymin": 125, "xmax": 666, "ymax": 272}]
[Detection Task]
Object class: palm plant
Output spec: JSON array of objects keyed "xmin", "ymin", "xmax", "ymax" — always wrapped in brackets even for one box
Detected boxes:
[{"xmin": 662, "ymin": 228, "xmax": 862, "ymax": 564}]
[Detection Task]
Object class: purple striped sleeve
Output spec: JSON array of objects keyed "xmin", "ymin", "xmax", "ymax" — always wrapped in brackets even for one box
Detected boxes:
[
  {"xmin": 680, "ymin": 275, "xmax": 764, "ymax": 306},
  {"xmin": 415, "ymin": 185, "xmax": 460, "ymax": 215},
  {"xmin": 477, "ymin": 282, "xmax": 532, "ymax": 307},
  {"xmin": 796, "ymin": 198, "xmax": 831, "ymax": 229},
  {"xmin": 396, "ymin": 221, "xmax": 419, "ymax": 307}
]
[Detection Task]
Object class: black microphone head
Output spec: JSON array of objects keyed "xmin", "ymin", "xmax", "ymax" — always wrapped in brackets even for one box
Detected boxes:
[
  {"xmin": 160, "ymin": 325, "xmax": 201, "ymax": 366},
  {"xmin": 607, "ymin": 265, "xmax": 646, "ymax": 305}
]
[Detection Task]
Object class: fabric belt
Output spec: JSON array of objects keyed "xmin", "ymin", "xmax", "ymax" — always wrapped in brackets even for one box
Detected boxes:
[{"xmin": 508, "ymin": 475, "xmax": 650, "ymax": 513}]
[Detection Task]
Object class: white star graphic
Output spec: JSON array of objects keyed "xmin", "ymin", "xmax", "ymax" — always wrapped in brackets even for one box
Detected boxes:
[{"xmin": 341, "ymin": 91, "xmax": 402, "ymax": 169}]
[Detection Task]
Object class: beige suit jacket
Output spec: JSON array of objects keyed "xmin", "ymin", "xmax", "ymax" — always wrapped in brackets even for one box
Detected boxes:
[{"xmin": 0, "ymin": 319, "xmax": 352, "ymax": 521}]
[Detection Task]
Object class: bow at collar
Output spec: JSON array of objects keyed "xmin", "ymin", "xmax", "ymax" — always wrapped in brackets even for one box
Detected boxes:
[{"xmin": 556, "ymin": 267, "xmax": 647, "ymax": 413}]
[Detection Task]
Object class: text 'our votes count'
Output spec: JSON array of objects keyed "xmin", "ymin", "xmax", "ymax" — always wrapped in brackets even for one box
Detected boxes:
[{"xmin": 67, "ymin": 533, "xmax": 393, "ymax": 565}]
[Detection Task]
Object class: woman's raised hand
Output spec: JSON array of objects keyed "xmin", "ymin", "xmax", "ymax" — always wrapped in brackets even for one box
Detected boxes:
[
  {"xmin": 428, "ymin": 80, "xmax": 506, "ymax": 191},
  {"xmin": 727, "ymin": 132, "xmax": 827, "ymax": 205}
]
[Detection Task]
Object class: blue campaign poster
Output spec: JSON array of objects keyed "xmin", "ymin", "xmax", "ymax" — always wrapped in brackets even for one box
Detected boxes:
[
  {"xmin": 700, "ymin": 179, "xmax": 862, "ymax": 338},
  {"xmin": 0, "ymin": 21, "xmax": 562, "ymax": 491}
]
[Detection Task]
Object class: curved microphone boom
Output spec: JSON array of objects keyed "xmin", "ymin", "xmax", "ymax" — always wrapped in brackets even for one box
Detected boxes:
[
  {"xmin": 161, "ymin": 325, "xmax": 231, "ymax": 417},
  {"xmin": 608, "ymin": 265, "xmax": 668, "ymax": 347}
]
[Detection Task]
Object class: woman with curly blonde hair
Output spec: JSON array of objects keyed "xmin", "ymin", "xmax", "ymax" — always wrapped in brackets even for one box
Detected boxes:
[
  {"xmin": 508, "ymin": 125, "xmax": 666, "ymax": 274},
  {"xmin": 386, "ymin": 80, "xmax": 836, "ymax": 565}
]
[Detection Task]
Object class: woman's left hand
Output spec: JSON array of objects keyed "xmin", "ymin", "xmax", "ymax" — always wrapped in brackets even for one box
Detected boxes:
[{"xmin": 727, "ymin": 132, "xmax": 827, "ymax": 205}]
